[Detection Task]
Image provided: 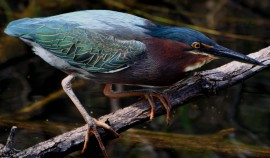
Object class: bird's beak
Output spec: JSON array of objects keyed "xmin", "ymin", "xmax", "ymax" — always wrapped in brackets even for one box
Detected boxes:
[{"xmin": 207, "ymin": 44, "xmax": 264, "ymax": 65}]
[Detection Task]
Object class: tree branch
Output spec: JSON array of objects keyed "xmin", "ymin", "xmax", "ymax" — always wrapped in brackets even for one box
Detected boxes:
[{"xmin": 1, "ymin": 46, "xmax": 270, "ymax": 158}]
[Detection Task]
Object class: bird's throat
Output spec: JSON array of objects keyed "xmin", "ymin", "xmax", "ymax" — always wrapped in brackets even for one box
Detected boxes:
[{"xmin": 183, "ymin": 51, "xmax": 217, "ymax": 72}]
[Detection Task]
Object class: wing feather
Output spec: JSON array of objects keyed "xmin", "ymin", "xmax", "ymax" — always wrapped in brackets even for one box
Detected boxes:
[{"xmin": 30, "ymin": 21, "xmax": 146, "ymax": 73}]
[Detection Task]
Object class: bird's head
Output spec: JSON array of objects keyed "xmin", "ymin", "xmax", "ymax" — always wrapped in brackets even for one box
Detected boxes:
[{"xmin": 143, "ymin": 25, "xmax": 263, "ymax": 65}]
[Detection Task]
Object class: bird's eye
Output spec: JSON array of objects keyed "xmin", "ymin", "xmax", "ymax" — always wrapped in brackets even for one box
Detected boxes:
[{"xmin": 192, "ymin": 42, "xmax": 201, "ymax": 49}]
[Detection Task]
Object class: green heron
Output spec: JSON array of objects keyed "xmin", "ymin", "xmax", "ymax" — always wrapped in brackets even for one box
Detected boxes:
[{"xmin": 4, "ymin": 10, "xmax": 262, "ymax": 158}]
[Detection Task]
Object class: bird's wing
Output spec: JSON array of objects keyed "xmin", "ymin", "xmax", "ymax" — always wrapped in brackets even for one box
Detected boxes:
[
  {"xmin": 32, "ymin": 22, "xmax": 146, "ymax": 73},
  {"xmin": 6, "ymin": 16, "xmax": 147, "ymax": 73}
]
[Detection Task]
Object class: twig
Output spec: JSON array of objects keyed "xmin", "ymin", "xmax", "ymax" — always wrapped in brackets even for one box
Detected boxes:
[{"xmin": 0, "ymin": 126, "xmax": 19, "ymax": 158}]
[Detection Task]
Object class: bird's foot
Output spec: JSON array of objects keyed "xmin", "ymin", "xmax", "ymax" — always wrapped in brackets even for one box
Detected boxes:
[
  {"xmin": 144, "ymin": 91, "xmax": 171, "ymax": 124},
  {"xmin": 103, "ymin": 84, "xmax": 171, "ymax": 123},
  {"xmin": 82, "ymin": 118, "xmax": 119, "ymax": 158}
]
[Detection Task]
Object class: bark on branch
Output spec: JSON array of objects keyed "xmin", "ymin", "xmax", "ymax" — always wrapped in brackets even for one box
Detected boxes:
[{"xmin": 1, "ymin": 46, "xmax": 270, "ymax": 158}]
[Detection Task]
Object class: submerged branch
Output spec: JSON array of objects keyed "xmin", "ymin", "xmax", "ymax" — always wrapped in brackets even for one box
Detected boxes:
[
  {"xmin": 120, "ymin": 128, "xmax": 270, "ymax": 157},
  {"xmin": 0, "ymin": 46, "xmax": 270, "ymax": 157}
]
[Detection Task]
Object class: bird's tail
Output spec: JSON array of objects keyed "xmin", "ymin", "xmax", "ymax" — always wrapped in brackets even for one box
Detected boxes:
[{"xmin": 4, "ymin": 18, "xmax": 41, "ymax": 39}]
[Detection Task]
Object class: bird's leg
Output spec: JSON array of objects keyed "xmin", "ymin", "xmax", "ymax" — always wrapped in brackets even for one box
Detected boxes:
[
  {"xmin": 61, "ymin": 75, "xmax": 119, "ymax": 158},
  {"xmin": 103, "ymin": 84, "xmax": 171, "ymax": 123}
]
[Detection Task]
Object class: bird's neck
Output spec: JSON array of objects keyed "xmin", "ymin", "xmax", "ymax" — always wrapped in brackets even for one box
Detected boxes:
[{"xmin": 144, "ymin": 37, "xmax": 216, "ymax": 73}]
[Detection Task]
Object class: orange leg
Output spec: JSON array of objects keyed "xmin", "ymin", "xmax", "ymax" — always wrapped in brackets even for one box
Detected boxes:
[{"xmin": 103, "ymin": 84, "xmax": 171, "ymax": 123}]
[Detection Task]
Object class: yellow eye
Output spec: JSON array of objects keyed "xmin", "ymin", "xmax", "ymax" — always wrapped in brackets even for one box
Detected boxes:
[{"xmin": 192, "ymin": 42, "xmax": 200, "ymax": 49}]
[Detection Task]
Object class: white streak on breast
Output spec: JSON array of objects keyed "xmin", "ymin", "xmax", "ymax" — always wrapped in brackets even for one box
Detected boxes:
[
  {"xmin": 184, "ymin": 60, "xmax": 208, "ymax": 72},
  {"xmin": 184, "ymin": 51, "xmax": 217, "ymax": 72}
]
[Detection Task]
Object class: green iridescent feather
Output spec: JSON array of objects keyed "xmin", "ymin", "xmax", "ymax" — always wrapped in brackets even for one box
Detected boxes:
[{"xmin": 29, "ymin": 22, "xmax": 146, "ymax": 73}]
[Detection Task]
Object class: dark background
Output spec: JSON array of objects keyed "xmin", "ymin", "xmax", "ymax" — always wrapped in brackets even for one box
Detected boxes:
[{"xmin": 0, "ymin": 0, "xmax": 269, "ymax": 157}]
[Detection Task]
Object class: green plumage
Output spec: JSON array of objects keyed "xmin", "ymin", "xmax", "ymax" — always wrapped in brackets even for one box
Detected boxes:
[
  {"xmin": 31, "ymin": 24, "xmax": 146, "ymax": 72},
  {"xmin": 6, "ymin": 19, "xmax": 146, "ymax": 73}
]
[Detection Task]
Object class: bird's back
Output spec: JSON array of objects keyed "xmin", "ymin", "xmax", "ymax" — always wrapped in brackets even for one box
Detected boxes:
[
  {"xmin": 4, "ymin": 10, "xmax": 149, "ymax": 40},
  {"xmin": 4, "ymin": 10, "xmax": 150, "ymax": 75}
]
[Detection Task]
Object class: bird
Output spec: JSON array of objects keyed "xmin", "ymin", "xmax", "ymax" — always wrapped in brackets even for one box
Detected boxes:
[{"xmin": 4, "ymin": 10, "xmax": 263, "ymax": 158}]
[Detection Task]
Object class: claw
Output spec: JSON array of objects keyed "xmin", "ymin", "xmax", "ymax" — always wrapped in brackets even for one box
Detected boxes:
[
  {"xmin": 103, "ymin": 83, "xmax": 172, "ymax": 124},
  {"xmin": 144, "ymin": 94, "xmax": 155, "ymax": 120},
  {"xmin": 82, "ymin": 125, "xmax": 91, "ymax": 154},
  {"xmin": 144, "ymin": 91, "xmax": 171, "ymax": 124},
  {"xmin": 93, "ymin": 118, "xmax": 120, "ymax": 138},
  {"xmin": 81, "ymin": 119, "xmax": 119, "ymax": 158}
]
